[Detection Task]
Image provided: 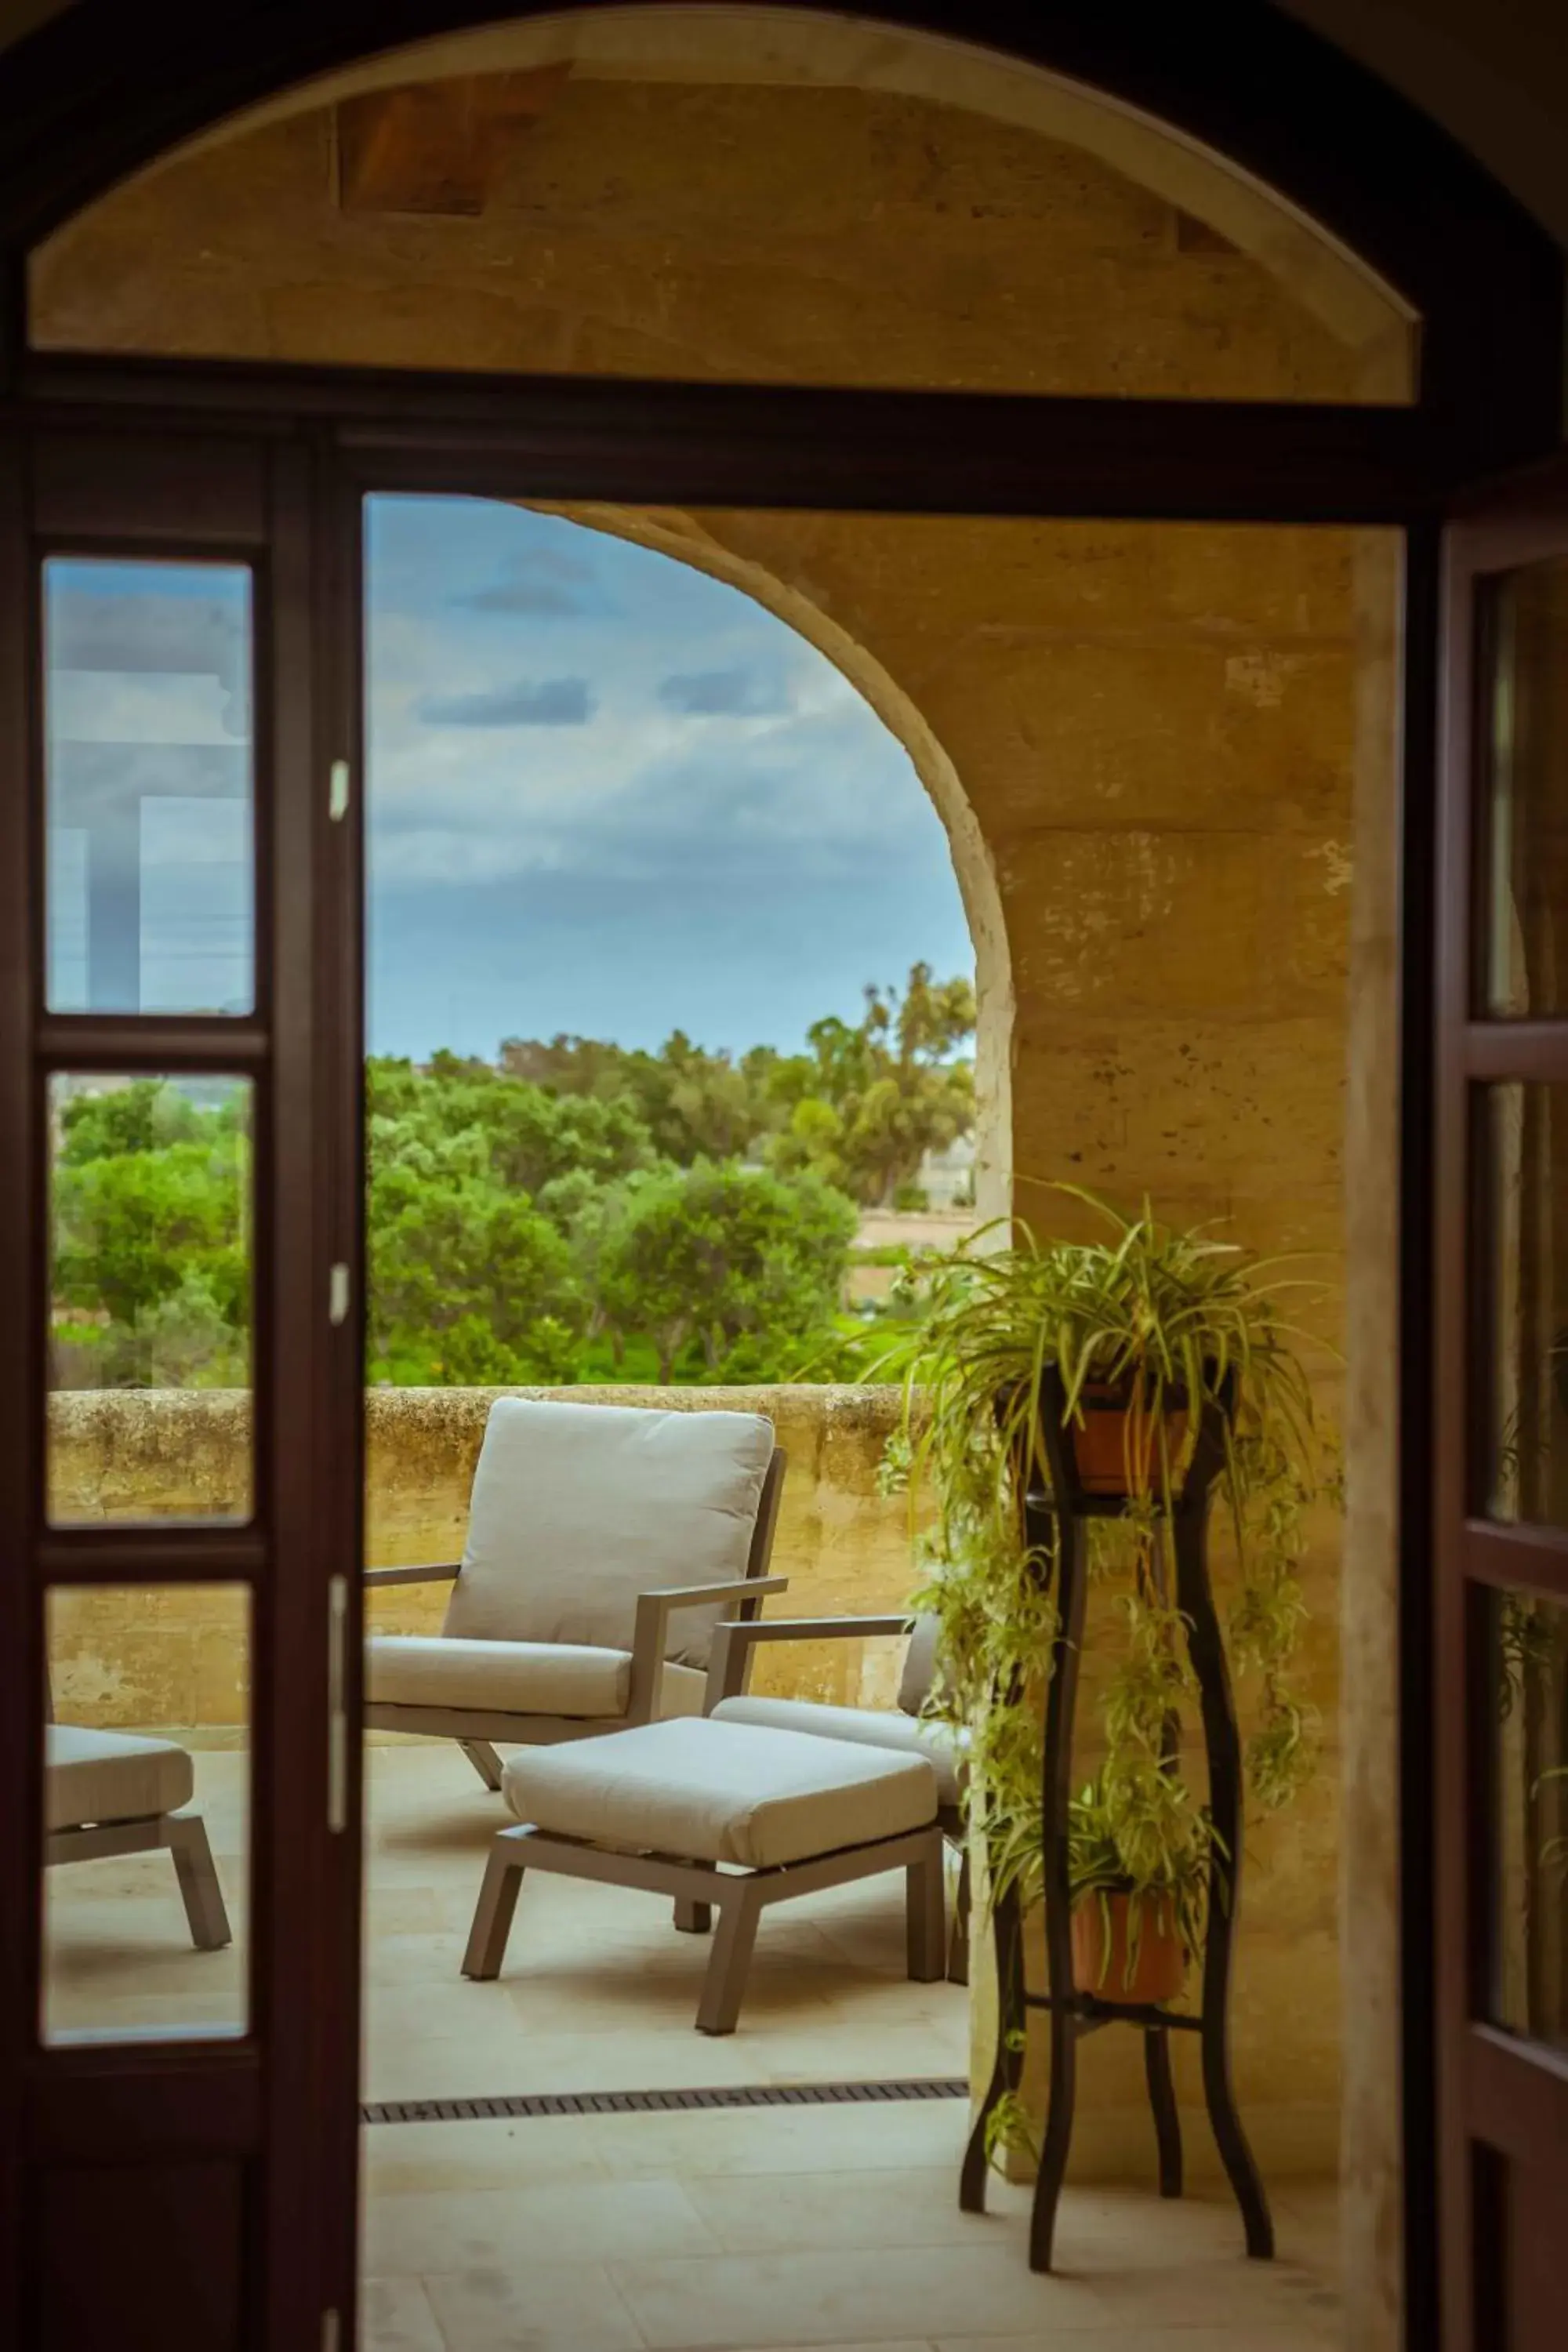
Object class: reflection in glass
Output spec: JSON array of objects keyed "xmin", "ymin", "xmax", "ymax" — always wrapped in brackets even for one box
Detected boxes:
[
  {"xmin": 1484, "ymin": 1084, "xmax": 1568, "ymax": 1525},
  {"xmin": 1492, "ymin": 1585, "xmax": 1568, "ymax": 2055},
  {"xmin": 45, "ymin": 557, "xmax": 254, "ymax": 1014},
  {"xmin": 1482, "ymin": 557, "xmax": 1568, "ymax": 1017},
  {"xmin": 42, "ymin": 1584, "xmax": 250, "ymax": 2045},
  {"xmin": 47, "ymin": 1073, "xmax": 252, "ymax": 1524}
]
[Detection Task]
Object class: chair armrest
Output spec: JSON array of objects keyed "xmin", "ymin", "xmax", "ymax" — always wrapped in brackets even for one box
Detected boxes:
[
  {"xmin": 704, "ymin": 1613, "xmax": 916, "ymax": 1711},
  {"xmin": 363, "ymin": 1563, "xmax": 461, "ymax": 1589},
  {"xmin": 626, "ymin": 1576, "xmax": 789, "ymax": 1722}
]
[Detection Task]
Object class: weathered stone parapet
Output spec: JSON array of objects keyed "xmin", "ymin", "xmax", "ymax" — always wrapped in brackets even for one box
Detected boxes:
[{"xmin": 44, "ymin": 1384, "xmax": 924, "ymax": 1728}]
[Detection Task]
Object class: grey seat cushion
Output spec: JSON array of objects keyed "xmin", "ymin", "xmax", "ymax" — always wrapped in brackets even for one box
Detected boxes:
[
  {"xmin": 365, "ymin": 1636, "xmax": 710, "ymax": 1723},
  {"xmin": 710, "ymin": 1693, "xmax": 964, "ymax": 1807},
  {"xmin": 45, "ymin": 1725, "xmax": 194, "ymax": 1832},
  {"xmin": 366, "ymin": 1635, "xmax": 633, "ymax": 1719},
  {"xmin": 501, "ymin": 1716, "xmax": 937, "ymax": 1870},
  {"xmin": 444, "ymin": 1398, "xmax": 775, "ymax": 1670}
]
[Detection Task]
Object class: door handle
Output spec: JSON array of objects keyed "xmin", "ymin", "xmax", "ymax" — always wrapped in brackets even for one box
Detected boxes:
[{"xmin": 327, "ymin": 1573, "xmax": 348, "ymax": 1834}]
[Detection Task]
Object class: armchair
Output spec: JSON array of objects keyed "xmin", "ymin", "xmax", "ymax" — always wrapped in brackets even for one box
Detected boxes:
[{"xmin": 365, "ymin": 1396, "xmax": 788, "ymax": 1791}]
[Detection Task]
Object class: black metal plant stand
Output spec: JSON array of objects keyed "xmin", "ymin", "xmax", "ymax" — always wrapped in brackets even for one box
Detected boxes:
[{"xmin": 960, "ymin": 1364, "xmax": 1273, "ymax": 2273}]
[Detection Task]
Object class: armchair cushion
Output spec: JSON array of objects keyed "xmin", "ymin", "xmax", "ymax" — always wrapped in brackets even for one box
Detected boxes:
[
  {"xmin": 711, "ymin": 1693, "xmax": 964, "ymax": 1806},
  {"xmin": 443, "ymin": 1399, "xmax": 774, "ymax": 1670},
  {"xmin": 366, "ymin": 1636, "xmax": 710, "ymax": 1722},
  {"xmin": 45, "ymin": 1725, "xmax": 195, "ymax": 1832},
  {"xmin": 366, "ymin": 1635, "xmax": 632, "ymax": 1719}
]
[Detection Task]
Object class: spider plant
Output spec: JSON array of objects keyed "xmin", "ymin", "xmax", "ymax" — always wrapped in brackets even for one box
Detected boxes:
[
  {"xmin": 1067, "ymin": 1768, "xmax": 1219, "ymax": 1991},
  {"xmin": 868, "ymin": 1186, "xmax": 1332, "ymax": 1947}
]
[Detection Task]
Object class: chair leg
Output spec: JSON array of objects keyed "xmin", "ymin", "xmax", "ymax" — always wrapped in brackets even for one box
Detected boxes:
[
  {"xmin": 457, "ymin": 1738, "xmax": 505, "ymax": 1792},
  {"xmin": 947, "ymin": 1844, "xmax": 971, "ymax": 1987},
  {"xmin": 462, "ymin": 1831, "xmax": 528, "ymax": 1980},
  {"xmin": 674, "ymin": 1860, "xmax": 717, "ymax": 1935},
  {"xmin": 906, "ymin": 1834, "xmax": 946, "ymax": 1984},
  {"xmin": 166, "ymin": 1813, "xmax": 232, "ymax": 1951},
  {"xmin": 695, "ymin": 1882, "xmax": 764, "ymax": 2035}
]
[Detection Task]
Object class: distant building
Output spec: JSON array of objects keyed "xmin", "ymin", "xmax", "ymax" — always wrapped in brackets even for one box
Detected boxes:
[{"xmin": 917, "ymin": 1133, "xmax": 976, "ymax": 1210}]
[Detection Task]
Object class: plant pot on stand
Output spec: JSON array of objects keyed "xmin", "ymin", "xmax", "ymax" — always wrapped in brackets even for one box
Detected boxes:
[
  {"xmin": 1070, "ymin": 1378, "xmax": 1189, "ymax": 1498},
  {"xmin": 963, "ymin": 1358, "xmax": 1274, "ymax": 2274},
  {"xmin": 1071, "ymin": 1888, "xmax": 1187, "ymax": 2008}
]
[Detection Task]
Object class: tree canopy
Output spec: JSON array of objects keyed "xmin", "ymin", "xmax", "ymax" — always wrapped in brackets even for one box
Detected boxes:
[
  {"xmin": 500, "ymin": 960, "xmax": 975, "ymax": 1210},
  {"xmin": 53, "ymin": 1080, "xmax": 251, "ymax": 1387},
  {"xmin": 52, "ymin": 963, "xmax": 975, "ymax": 1390}
]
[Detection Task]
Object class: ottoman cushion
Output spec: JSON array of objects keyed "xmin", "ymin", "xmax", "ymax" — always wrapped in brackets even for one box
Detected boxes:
[
  {"xmin": 710, "ymin": 1694, "xmax": 964, "ymax": 1807},
  {"xmin": 46, "ymin": 1725, "xmax": 194, "ymax": 1832},
  {"xmin": 501, "ymin": 1716, "xmax": 937, "ymax": 1870}
]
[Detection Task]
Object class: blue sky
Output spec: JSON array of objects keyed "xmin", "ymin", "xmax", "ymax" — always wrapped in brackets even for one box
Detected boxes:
[
  {"xmin": 365, "ymin": 497, "xmax": 972, "ymax": 1062},
  {"xmin": 42, "ymin": 510, "xmax": 974, "ymax": 1054}
]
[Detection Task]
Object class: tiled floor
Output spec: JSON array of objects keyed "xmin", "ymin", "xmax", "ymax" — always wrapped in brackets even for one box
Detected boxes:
[
  {"xmin": 46, "ymin": 1743, "xmax": 1344, "ymax": 2349},
  {"xmin": 362, "ymin": 2100, "xmax": 1342, "ymax": 2352}
]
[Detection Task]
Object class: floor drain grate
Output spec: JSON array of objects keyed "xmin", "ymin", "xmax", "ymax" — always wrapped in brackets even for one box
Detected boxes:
[{"xmin": 363, "ymin": 2077, "xmax": 968, "ymax": 2125}]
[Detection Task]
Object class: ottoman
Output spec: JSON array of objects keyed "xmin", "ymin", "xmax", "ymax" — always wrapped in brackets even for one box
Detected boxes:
[{"xmin": 460, "ymin": 1715, "xmax": 944, "ymax": 2034}]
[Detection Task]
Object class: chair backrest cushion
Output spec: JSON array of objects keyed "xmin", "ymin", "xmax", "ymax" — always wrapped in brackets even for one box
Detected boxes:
[
  {"xmin": 443, "ymin": 1398, "xmax": 775, "ymax": 1668},
  {"xmin": 898, "ymin": 1612, "xmax": 943, "ymax": 1717}
]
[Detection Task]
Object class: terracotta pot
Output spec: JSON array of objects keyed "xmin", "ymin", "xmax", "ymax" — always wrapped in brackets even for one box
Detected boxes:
[
  {"xmin": 1070, "ymin": 1381, "xmax": 1189, "ymax": 1497},
  {"xmin": 1070, "ymin": 1889, "xmax": 1186, "ymax": 2005}
]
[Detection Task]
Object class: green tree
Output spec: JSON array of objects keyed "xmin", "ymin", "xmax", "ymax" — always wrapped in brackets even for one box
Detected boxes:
[
  {"xmin": 46, "ymin": 964, "xmax": 975, "ymax": 1395},
  {"xmin": 364, "ymin": 1055, "xmax": 659, "ymax": 1383},
  {"xmin": 497, "ymin": 1029, "xmax": 780, "ymax": 1165},
  {"xmin": 367, "ymin": 1162, "xmax": 584, "ymax": 1385},
  {"xmin": 53, "ymin": 1081, "xmax": 250, "ymax": 1385},
  {"xmin": 368, "ymin": 1055, "xmax": 655, "ymax": 1196},
  {"xmin": 595, "ymin": 1160, "xmax": 857, "ymax": 1382},
  {"xmin": 767, "ymin": 962, "xmax": 975, "ymax": 1205}
]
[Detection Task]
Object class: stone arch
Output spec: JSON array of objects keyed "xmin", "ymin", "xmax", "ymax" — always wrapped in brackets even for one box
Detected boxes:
[
  {"xmin": 159, "ymin": 4, "xmax": 1414, "ymax": 393},
  {"xmin": 9, "ymin": 0, "xmax": 1559, "ymax": 445},
  {"xmin": 551, "ymin": 499, "xmax": 1013, "ymax": 1219}
]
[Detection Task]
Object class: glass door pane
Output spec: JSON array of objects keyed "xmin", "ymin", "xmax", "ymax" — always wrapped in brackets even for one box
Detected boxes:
[
  {"xmin": 47, "ymin": 1072, "xmax": 254, "ymax": 1524},
  {"xmin": 1491, "ymin": 1584, "xmax": 1568, "ymax": 2055},
  {"xmin": 1439, "ymin": 481, "xmax": 1568, "ymax": 2352},
  {"xmin": 1480, "ymin": 557, "xmax": 1568, "ymax": 1018},
  {"xmin": 44, "ymin": 557, "xmax": 255, "ymax": 1016},
  {"xmin": 42, "ymin": 1583, "xmax": 251, "ymax": 2045},
  {"xmin": 1, "ymin": 423, "xmax": 359, "ymax": 2352}
]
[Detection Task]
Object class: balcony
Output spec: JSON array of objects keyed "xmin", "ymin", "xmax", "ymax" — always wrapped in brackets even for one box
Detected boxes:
[{"xmin": 43, "ymin": 1381, "xmax": 1341, "ymax": 2347}]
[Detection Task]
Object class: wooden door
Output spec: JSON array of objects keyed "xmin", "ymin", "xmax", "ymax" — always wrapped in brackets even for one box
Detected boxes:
[
  {"xmin": 1436, "ymin": 465, "xmax": 1568, "ymax": 2351},
  {"xmin": 0, "ymin": 420, "xmax": 364, "ymax": 2350}
]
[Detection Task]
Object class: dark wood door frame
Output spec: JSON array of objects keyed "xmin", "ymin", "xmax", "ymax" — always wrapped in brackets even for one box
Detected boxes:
[
  {"xmin": 0, "ymin": 360, "xmax": 1457, "ymax": 2352},
  {"xmin": 0, "ymin": 354, "xmax": 1536, "ymax": 522},
  {"xmin": 1431, "ymin": 464, "xmax": 1568, "ymax": 2352},
  {"xmin": 0, "ymin": 420, "xmax": 362, "ymax": 2351}
]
